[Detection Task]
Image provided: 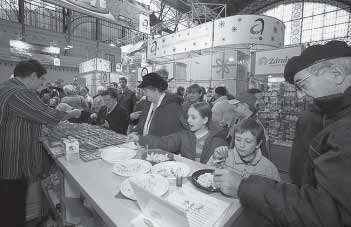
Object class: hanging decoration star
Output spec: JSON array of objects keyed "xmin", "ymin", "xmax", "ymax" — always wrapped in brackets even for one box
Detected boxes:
[{"xmin": 219, "ymin": 21, "xmax": 225, "ymax": 28}]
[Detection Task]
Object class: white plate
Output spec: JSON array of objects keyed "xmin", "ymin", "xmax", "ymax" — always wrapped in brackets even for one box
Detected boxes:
[
  {"xmin": 151, "ymin": 161, "xmax": 190, "ymax": 179},
  {"xmin": 120, "ymin": 174, "xmax": 169, "ymax": 200},
  {"xmin": 100, "ymin": 146, "xmax": 136, "ymax": 164},
  {"xmin": 119, "ymin": 142, "xmax": 138, "ymax": 150},
  {"xmin": 112, "ymin": 159, "xmax": 151, "ymax": 177}
]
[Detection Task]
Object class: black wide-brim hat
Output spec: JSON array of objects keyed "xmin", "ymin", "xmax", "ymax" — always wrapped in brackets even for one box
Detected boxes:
[
  {"xmin": 138, "ymin": 72, "xmax": 168, "ymax": 90},
  {"xmin": 284, "ymin": 40, "xmax": 351, "ymax": 84}
]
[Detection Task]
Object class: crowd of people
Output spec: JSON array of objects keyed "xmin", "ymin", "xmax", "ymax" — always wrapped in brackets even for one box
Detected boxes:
[{"xmin": 1, "ymin": 40, "xmax": 351, "ymax": 226}]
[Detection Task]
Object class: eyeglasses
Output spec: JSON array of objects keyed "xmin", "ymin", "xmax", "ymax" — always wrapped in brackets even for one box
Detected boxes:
[
  {"xmin": 294, "ymin": 72, "xmax": 314, "ymax": 91},
  {"xmin": 294, "ymin": 62, "xmax": 332, "ymax": 91}
]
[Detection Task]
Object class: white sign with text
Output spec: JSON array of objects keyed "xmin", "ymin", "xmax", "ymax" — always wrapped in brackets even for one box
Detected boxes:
[{"xmin": 254, "ymin": 46, "xmax": 303, "ymax": 75}]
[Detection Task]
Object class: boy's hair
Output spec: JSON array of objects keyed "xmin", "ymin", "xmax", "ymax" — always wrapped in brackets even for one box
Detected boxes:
[
  {"xmin": 100, "ymin": 88, "xmax": 118, "ymax": 99},
  {"xmin": 215, "ymin": 86, "xmax": 227, "ymax": 96},
  {"xmin": 119, "ymin": 76, "xmax": 127, "ymax": 82},
  {"xmin": 235, "ymin": 118, "xmax": 264, "ymax": 143},
  {"xmin": 187, "ymin": 83, "xmax": 202, "ymax": 94}
]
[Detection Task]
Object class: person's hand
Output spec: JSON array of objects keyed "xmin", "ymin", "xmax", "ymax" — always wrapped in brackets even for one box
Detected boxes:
[
  {"xmin": 213, "ymin": 146, "xmax": 229, "ymax": 160},
  {"xmin": 130, "ymin": 111, "xmax": 143, "ymax": 120},
  {"xmin": 127, "ymin": 132, "xmax": 140, "ymax": 143},
  {"xmin": 67, "ymin": 109, "xmax": 82, "ymax": 119},
  {"xmin": 213, "ymin": 168, "xmax": 242, "ymax": 198},
  {"xmin": 101, "ymin": 120, "xmax": 109, "ymax": 129},
  {"xmin": 90, "ymin": 113, "xmax": 97, "ymax": 119}
]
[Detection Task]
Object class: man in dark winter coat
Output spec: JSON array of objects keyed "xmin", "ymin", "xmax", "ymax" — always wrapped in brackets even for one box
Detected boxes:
[
  {"xmin": 116, "ymin": 76, "xmax": 137, "ymax": 115},
  {"xmin": 213, "ymin": 40, "xmax": 351, "ymax": 227},
  {"xmin": 289, "ymin": 103, "xmax": 323, "ymax": 186}
]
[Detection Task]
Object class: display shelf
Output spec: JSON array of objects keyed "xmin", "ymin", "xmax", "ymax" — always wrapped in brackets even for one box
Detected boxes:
[
  {"xmin": 258, "ymin": 81, "xmax": 307, "ymax": 146},
  {"xmin": 42, "ymin": 122, "xmax": 127, "ymax": 161},
  {"xmin": 41, "ymin": 180, "xmax": 64, "ymax": 227}
]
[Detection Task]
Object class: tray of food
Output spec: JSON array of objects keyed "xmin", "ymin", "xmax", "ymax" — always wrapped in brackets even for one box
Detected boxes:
[
  {"xmin": 141, "ymin": 149, "xmax": 175, "ymax": 165},
  {"xmin": 100, "ymin": 146, "xmax": 136, "ymax": 164},
  {"xmin": 112, "ymin": 159, "xmax": 151, "ymax": 177},
  {"xmin": 120, "ymin": 174, "xmax": 169, "ymax": 200},
  {"xmin": 151, "ymin": 161, "xmax": 190, "ymax": 179},
  {"xmin": 191, "ymin": 169, "xmax": 220, "ymax": 192}
]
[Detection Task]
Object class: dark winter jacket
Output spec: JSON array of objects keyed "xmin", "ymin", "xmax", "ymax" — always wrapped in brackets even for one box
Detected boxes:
[
  {"xmin": 238, "ymin": 87, "xmax": 351, "ymax": 227},
  {"xmin": 139, "ymin": 125, "xmax": 228, "ymax": 163},
  {"xmin": 97, "ymin": 104, "xmax": 129, "ymax": 134},
  {"xmin": 289, "ymin": 103, "xmax": 323, "ymax": 186},
  {"xmin": 134, "ymin": 93, "xmax": 188, "ymax": 136},
  {"xmin": 117, "ymin": 87, "xmax": 136, "ymax": 115}
]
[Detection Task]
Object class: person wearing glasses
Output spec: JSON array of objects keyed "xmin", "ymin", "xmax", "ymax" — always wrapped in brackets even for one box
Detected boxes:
[{"xmin": 213, "ymin": 41, "xmax": 351, "ymax": 226}]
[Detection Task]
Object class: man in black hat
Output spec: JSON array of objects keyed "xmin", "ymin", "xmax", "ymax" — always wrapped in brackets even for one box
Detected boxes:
[
  {"xmin": 129, "ymin": 72, "xmax": 187, "ymax": 137},
  {"xmin": 213, "ymin": 40, "xmax": 351, "ymax": 226}
]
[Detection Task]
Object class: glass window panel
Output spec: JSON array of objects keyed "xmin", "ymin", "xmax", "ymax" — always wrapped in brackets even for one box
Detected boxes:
[
  {"xmin": 311, "ymin": 27, "xmax": 323, "ymax": 41},
  {"xmin": 303, "ymin": 3, "xmax": 313, "ymax": 17},
  {"xmin": 312, "ymin": 15, "xmax": 324, "ymax": 28},
  {"xmin": 325, "ymin": 4, "xmax": 336, "ymax": 13},
  {"xmin": 261, "ymin": 1, "xmax": 351, "ymax": 45},
  {"xmin": 302, "ymin": 17, "xmax": 312, "ymax": 30},
  {"xmin": 336, "ymin": 10, "xmax": 348, "ymax": 24},
  {"xmin": 285, "ymin": 21, "xmax": 292, "ymax": 35},
  {"xmin": 283, "ymin": 4, "xmax": 293, "ymax": 21},
  {"xmin": 324, "ymin": 11, "xmax": 336, "ymax": 26},
  {"xmin": 313, "ymin": 3, "xmax": 324, "ymax": 16},
  {"xmin": 301, "ymin": 29, "xmax": 312, "ymax": 43},
  {"xmin": 335, "ymin": 24, "xmax": 348, "ymax": 37},
  {"xmin": 323, "ymin": 26, "xmax": 335, "ymax": 40}
]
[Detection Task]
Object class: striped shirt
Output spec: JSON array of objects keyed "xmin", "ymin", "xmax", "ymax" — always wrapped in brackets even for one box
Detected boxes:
[{"xmin": 0, "ymin": 78, "xmax": 66, "ymax": 181}]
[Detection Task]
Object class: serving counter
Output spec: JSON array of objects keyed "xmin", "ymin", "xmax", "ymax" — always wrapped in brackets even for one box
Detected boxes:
[{"xmin": 41, "ymin": 124, "xmax": 243, "ymax": 227}]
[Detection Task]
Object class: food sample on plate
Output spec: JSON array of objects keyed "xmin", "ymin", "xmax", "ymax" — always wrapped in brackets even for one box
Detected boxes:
[
  {"xmin": 196, "ymin": 172, "xmax": 217, "ymax": 189},
  {"xmin": 155, "ymin": 167, "xmax": 178, "ymax": 178},
  {"xmin": 113, "ymin": 160, "xmax": 151, "ymax": 177},
  {"xmin": 120, "ymin": 174, "xmax": 169, "ymax": 200},
  {"xmin": 146, "ymin": 152, "xmax": 170, "ymax": 163},
  {"xmin": 115, "ymin": 163, "xmax": 142, "ymax": 175},
  {"xmin": 151, "ymin": 162, "xmax": 190, "ymax": 179}
]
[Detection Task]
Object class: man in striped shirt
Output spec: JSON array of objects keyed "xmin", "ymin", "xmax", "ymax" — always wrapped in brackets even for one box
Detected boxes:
[{"xmin": 0, "ymin": 60, "xmax": 82, "ymax": 226}]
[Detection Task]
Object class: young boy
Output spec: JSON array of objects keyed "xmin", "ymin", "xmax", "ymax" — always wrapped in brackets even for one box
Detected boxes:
[{"xmin": 208, "ymin": 118, "xmax": 280, "ymax": 181}]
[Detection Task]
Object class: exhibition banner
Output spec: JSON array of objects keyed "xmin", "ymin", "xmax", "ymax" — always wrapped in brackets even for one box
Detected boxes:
[
  {"xmin": 44, "ymin": 0, "xmax": 116, "ymax": 23},
  {"xmin": 137, "ymin": 66, "xmax": 152, "ymax": 81},
  {"xmin": 147, "ymin": 21, "xmax": 213, "ymax": 60},
  {"xmin": 79, "ymin": 58, "xmax": 111, "ymax": 73},
  {"xmin": 213, "ymin": 15, "xmax": 285, "ymax": 49},
  {"xmin": 9, "ymin": 40, "xmax": 60, "ymax": 65},
  {"xmin": 139, "ymin": 14, "xmax": 150, "ymax": 34},
  {"xmin": 254, "ymin": 46, "xmax": 303, "ymax": 75}
]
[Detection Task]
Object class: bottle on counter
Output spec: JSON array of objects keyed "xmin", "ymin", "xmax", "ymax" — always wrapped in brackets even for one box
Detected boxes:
[{"xmin": 176, "ymin": 168, "xmax": 183, "ymax": 187}]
